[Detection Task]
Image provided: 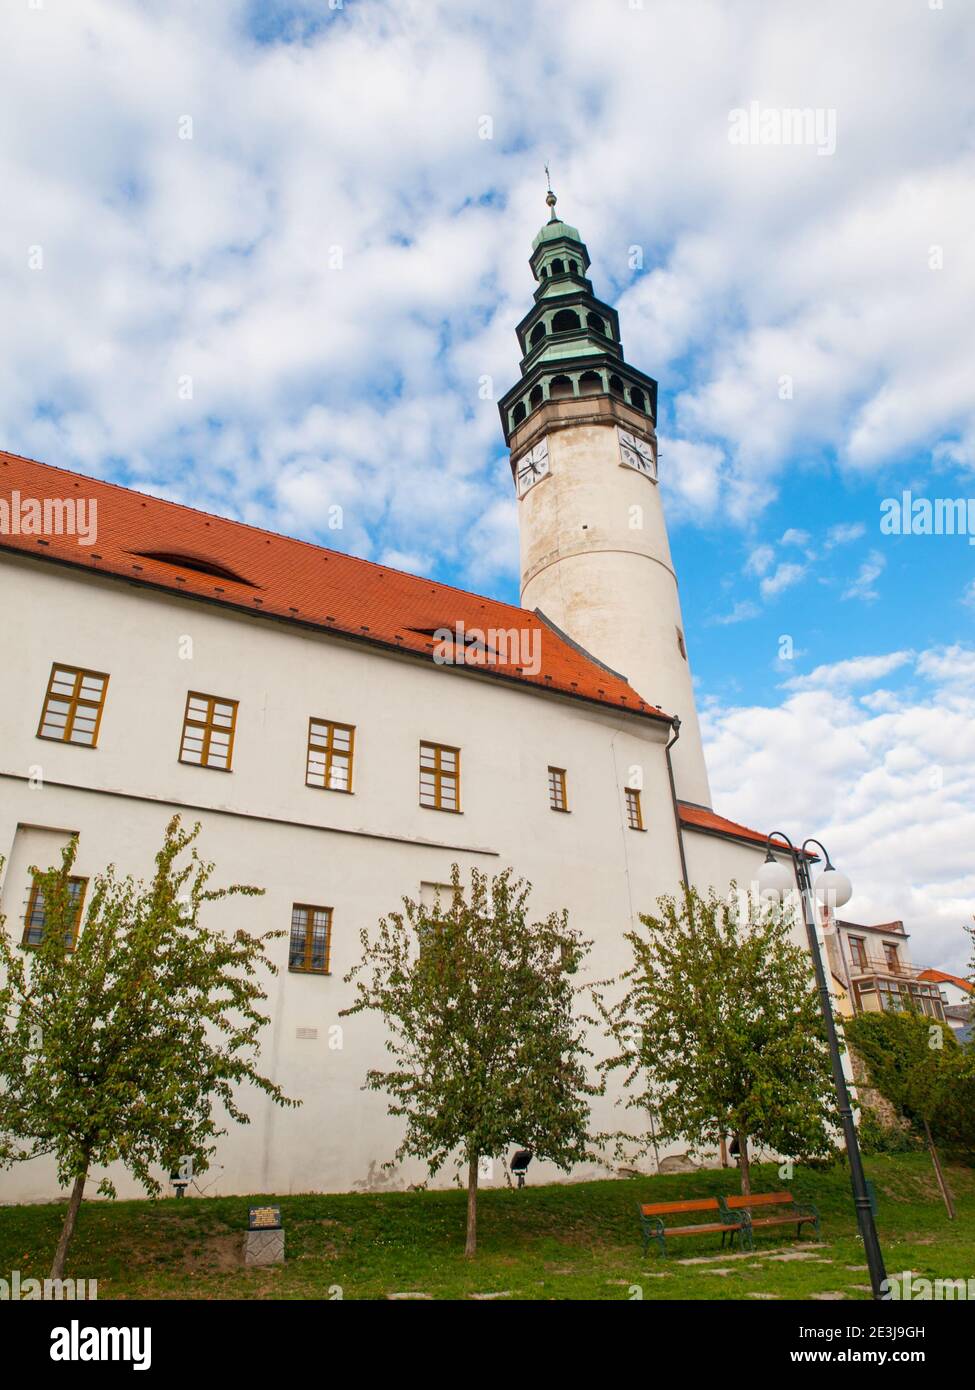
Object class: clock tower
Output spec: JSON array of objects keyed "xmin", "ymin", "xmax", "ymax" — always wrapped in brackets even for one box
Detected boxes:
[{"xmin": 499, "ymin": 190, "xmax": 712, "ymax": 808}]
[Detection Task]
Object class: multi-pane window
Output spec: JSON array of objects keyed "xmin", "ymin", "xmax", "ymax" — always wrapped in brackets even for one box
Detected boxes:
[
  {"xmin": 23, "ymin": 875, "xmax": 87, "ymax": 950},
  {"xmin": 289, "ymin": 903, "xmax": 332, "ymax": 974},
  {"xmin": 548, "ymin": 766, "xmax": 568, "ymax": 812},
  {"xmin": 306, "ymin": 719, "xmax": 355, "ymax": 792},
  {"xmin": 37, "ymin": 664, "xmax": 109, "ymax": 747},
  {"xmin": 179, "ymin": 692, "xmax": 238, "ymax": 770},
  {"xmin": 849, "ymin": 937, "xmax": 867, "ymax": 969},
  {"xmin": 419, "ymin": 742, "xmax": 460, "ymax": 811},
  {"xmin": 883, "ymin": 942, "xmax": 900, "ymax": 973},
  {"xmin": 625, "ymin": 787, "xmax": 644, "ymax": 830}
]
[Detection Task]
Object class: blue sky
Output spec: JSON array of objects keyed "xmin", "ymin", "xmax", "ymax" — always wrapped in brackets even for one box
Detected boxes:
[{"xmin": 1, "ymin": 0, "xmax": 973, "ymax": 970}]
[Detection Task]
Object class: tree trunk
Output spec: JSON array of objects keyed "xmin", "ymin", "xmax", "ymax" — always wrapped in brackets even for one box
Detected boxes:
[
  {"xmin": 50, "ymin": 1166, "xmax": 88, "ymax": 1281},
  {"xmin": 736, "ymin": 1132, "xmax": 751, "ymax": 1195},
  {"xmin": 923, "ymin": 1118, "xmax": 955, "ymax": 1220},
  {"xmin": 464, "ymin": 1154, "xmax": 478, "ymax": 1257},
  {"xmin": 719, "ymin": 1133, "xmax": 729, "ymax": 1169}
]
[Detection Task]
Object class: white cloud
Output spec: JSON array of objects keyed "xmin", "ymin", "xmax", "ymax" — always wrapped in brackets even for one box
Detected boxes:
[
  {"xmin": 842, "ymin": 549, "xmax": 886, "ymax": 601},
  {"xmin": 782, "ymin": 651, "xmax": 913, "ymax": 692},
  {"xmin": 780, "ymin": 528, "xmax": 810, "ymax": 547},
  {"xmin": 760, "ymin": 561, "xmax": 806, "ymax": 598},
  {"xmin": 826, "ymin": 521, "xmax": 867, "ymax": 547},
  {"xmin": 709, "ymin": 600, "xmax": 761, "ymax": 626},
  {"xmin": 745, "ymin": 544, "xmax": 775, "ymax": 578},
  {"xmin": 703, "ymin": 644, "xmax": 975, "ymax": 973}
]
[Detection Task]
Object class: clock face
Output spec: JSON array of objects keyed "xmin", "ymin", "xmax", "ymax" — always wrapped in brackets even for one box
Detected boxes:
[
  {"xmin": 516, "ymin": 437, "xmax": 550, "ymax": 497},
  {"xmin": 618, "ymin": 427, "xmax": 657, "ymax": 479}
]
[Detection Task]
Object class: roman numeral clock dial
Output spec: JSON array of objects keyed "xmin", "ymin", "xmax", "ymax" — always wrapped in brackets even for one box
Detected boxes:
[
  {"xmin": 516, "ymin": 437, "xmax": 550, "ymax": 497},
  {"xmin": 618, "ymin": 427, "xmax": 657, "ymax": 479}
]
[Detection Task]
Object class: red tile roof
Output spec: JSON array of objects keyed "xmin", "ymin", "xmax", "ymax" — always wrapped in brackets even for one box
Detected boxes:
[
  {"xmin": 917, "ymin": 968, "xmax": 973, "ymax": 993},
  {"xmin": 0, "ymin": 449, "xmax": 670, "ymax": 723},
  {"xmin": 678, "ymin": 802, "xmax": 774, "ymax": 850}
]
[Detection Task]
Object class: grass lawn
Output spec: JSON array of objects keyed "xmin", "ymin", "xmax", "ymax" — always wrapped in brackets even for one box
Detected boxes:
[{"xmin": 1, "ymin": 1152, "xmax": 973, "ymax": 1300}]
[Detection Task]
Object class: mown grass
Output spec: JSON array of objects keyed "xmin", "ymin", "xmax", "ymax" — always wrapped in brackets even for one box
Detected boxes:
[{"xmin": 1, "ymin": 1152, "xmax": 973, "ymax": 1300}]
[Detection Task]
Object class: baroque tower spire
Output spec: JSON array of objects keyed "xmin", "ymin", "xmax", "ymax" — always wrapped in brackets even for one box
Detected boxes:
[{"xmin": 499, "ymin": 194, "xmax": 712, "ymax": 808}]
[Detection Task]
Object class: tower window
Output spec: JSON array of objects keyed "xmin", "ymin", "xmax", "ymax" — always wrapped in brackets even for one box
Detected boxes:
[
  {"xmin": 630, "ymin": 387, "xmax": 647, "ymax": 411},
  {"xmin": 625, "ymin": 788, "xmax": 644, "ymax": 831},
  {"xmin": 529, "ymin": 385, "xmax": 544, "ymax": 409},
  {"xmin": 586, "ymin": 312, "xmax": 606, "ymax": 335},
  {"xmin": 511, "ymin": 402, "xmax": 527, "ymax": 426},
  {"xmin": 529, "ymin": 321, "xmax": 546, "ymax": 346},
  {"xmin": 549, "ymin": 375, "xmax": 574, "ymax": 400},
  {"xmin": 179, "ymin": 692, "xmax": 238, "ymax": 771},
  {"xmin": 552, "ymin": 309, "xmax": 580, "ymax": 333},
  {"xmin": 676, "ymin": 628, "xmax": 687, "ymax": 661},
  {"xmin": 569, "ymin": 260, "xmax": 578, "ymax": 275},
  {"xmin": 578, "ymin": 371, "xmax": 602, "ymax": 396},
  {"xmin": 551, "ymin": 258, "xmax": 565, "ymax": 275},
  {"xmin": 23, "ymin": 874, "xmax": 87, "ymax": 950},
  {"xmin": 37, "ymin": 664, "xmax": 109, "ymax": 748},
  {"xmin": 609, "ymin": 375, "xmax": 625, "ymax": 397},
  {"xmin": 289, "ymin": 903, "xmax": 333, "ymax": 975},
  {"xmin": 306, "ymin": 718, "xmax": 355, "ymax": 792},
  {"xmin": 419, "ymin": 741, "xmax": 460, "ymax": 812},
  {"xmin": 548, "ymin": 766, "xmax": 569, "ymax": 812}
]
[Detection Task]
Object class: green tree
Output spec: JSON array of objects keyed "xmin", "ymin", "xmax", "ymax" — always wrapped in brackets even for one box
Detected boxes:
[
  {"xmin": 342, "ymin": 865, "xmax": 597, "ymax": 1255},
  {"xmin": 844, "ymin": 1009, "xmax": 973, "ymax": 1214},
  {"xmin": 602, "ymin": 885, "xmax": 836, "ymax": 1192},
  {"xmin": 0, "ymin": 817, "xmax": 297, "ymax": 1278}
]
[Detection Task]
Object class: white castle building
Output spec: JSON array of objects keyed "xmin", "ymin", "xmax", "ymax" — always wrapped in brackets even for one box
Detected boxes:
[{"xmin": 1, "ymin": 198, "xmax": 806, "ymax": 1201}]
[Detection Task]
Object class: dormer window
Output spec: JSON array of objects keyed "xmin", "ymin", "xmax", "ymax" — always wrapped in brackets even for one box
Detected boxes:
[{"xmin": 131, "ymin": 551, "xmax": 256, "ymax": 587}]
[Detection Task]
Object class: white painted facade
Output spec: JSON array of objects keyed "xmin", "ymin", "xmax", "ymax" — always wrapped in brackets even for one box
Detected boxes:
[{"xmin": 0, "ymin": 548, "xmax": 772, "ymax": 1202}]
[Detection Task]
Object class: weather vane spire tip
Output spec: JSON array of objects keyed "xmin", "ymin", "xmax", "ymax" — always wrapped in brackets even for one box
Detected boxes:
[{"xmin": 543, "ymin": 162, "xmax": 558, "ymax": 219}]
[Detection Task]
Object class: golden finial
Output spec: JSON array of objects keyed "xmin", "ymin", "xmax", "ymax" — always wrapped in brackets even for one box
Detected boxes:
[{"xmin": 544, "ymin": 163, "xmax": 558, "ymax": 221}]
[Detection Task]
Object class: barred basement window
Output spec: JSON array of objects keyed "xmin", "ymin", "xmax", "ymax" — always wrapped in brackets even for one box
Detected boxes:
[
  {"xmin": 306, "ymin": 719, "xmax": 355, "ymax": 792},
  {"xmin": 289, "ymin": 904, "xmax": 333, "ymax": 974},
  {"xmin": 419, "ymin": 741, "xmax": 460, "ymax": 811},
  {"xmin": 37, "ymin": 664, "xmax": 109, "ymax": 747},
  {"xmin": 179, "ymin": 692, "xmax": 238, "ymax": 770},
  {"xmin": 22, "ymin": 875, "xmax": 87, "ymax": 950},
  {"xmin": 625, "ymin": 787, "xmax": 644, "ymax": 830},
  {"xmin": 548, "ymin": 766, "xmax": 568, "ymax": 812}
]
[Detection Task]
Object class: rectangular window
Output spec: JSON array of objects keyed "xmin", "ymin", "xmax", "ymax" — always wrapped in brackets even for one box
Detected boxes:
[
  {"xmin": 23, "ymin": 875, "xmax": 87, "ymax": 950},
  {"xmin": 625, "ymin": 787, "xmax": 644, "ymax": 830},
  {"xmin": 306, "ymin": 719, "xmax": 355, "ymax": 792},
  {"xmin": 288, "ymin": 903, "xmax": 332, "ymax": 974},
  {"xmin": 548, "ymin": 766, "xmax": 568, "ymax": 812},
  {"xmin": 848, "ymin": 936, "xmax": 866, "ymax": 969},
  {"xmin": 883, "ymin": 942, "xmax": 900, "ymax": 973},
  {"xmin": 419, "ymin": 741, "xmax": 460, "ymax": 811},
  {"xmin": 179, "ymin": 692, "xmax": 238, "ymax": 770},
  {"xmin": 37, "ymin": 664, "xmax": 109, "ymax": 747}
]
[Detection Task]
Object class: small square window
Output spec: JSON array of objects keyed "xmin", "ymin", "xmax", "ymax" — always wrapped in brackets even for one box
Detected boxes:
[
  {"xmin": 22, "ymin": 875, "xmax": 87, "ymax": 950},
  {"xmin": 625, "ymin": 787, "xmax": 644, "ymax": 830},
  {"xmin": 306, "ymin": 719, "xmax": 355, "ymax": 792},
  {"xmin": 548, "ymin": 766, "xmax": 568, "ymax": 812},
  {"xmin": 289, "ymin": 904, "xmax": 332, "ymax": 974},
  {"xmin": 419, "ymin": 742, "xmax": 460, "ymax": 812},
  {"xmin": 37, "ymin": 664, "xmax": 109, "ymax": 747},
  {"xmin": 179, "ymin": 692, "xmax": 238, "ymax": 771}
]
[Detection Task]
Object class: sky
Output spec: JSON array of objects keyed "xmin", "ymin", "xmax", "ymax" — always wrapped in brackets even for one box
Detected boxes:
[{"xmin": 1, "ymin": 0, "xmax": 973, "ymax": 972}]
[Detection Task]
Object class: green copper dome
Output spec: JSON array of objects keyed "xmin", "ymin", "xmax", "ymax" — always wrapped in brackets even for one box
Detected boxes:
[{"xmin": 531, "ymin": 216, "xmax": 582, "ymax": 251}]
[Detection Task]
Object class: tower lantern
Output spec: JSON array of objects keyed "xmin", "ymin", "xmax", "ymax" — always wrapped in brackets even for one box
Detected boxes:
[{"xmin": 500, "ymin": 190, "xmax": 712, "ymax": 808}]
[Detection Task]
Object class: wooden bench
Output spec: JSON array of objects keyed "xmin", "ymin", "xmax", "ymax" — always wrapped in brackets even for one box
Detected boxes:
[
  {"xmin": 638, "ymin": 1197, "xmax": 745, "ymax": 1257},
  {"xmin": 720, "ymin": 1191, "xmax": 820, "ymax": 1248}
]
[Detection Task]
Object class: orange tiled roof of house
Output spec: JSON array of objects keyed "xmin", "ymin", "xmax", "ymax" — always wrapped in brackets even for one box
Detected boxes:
[
  {"xmin": 0, "ymin": 449, "xmax": 671, "ymax": 723},
  {"xmin": 678, "ymin": 802, "xmax": 777, "ymax": 850},
  {"xmin": 917, "ymin": 968, "xmax": 974, "ymax": 993}
]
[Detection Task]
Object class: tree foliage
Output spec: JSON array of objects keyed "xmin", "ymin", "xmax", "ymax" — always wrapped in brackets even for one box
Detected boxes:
[
  {"xmin": 342, "ymin": 864, "xmax": 597, "ymax": 1253},
  {"xmin": 0, "ymin": 817, "xmax": 296, "ymax": 1275},
  {"xmin": 601, "ymin": 885, "xmax": 837, "ymax": 1191}
]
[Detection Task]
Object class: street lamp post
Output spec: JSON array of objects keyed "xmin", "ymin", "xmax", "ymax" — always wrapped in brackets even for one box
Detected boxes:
[{"xmin": 758, "ymin": 832, "xmax": 888, "ymax": 1301}]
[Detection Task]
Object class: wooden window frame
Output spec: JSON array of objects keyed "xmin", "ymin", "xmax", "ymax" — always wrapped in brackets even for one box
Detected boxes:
[
  {"xmin": 548, "ymin": 766, "xmax": 569, "ymax": 813},
  {"xmin": 22, "ymin": 874, "xmax": 88, "ymax": 951},
  {"xmin": 179, "ymin": 691, "xmax": 239, "ymax": 772},
  {"xmin": 288, "ymin": 903, "xmax": 333, "ymax": 975},
  {"xmin": 848, "ymin": 936, "xmax": 866, "ymax": 969},
  {"xmin": 625, "ymin": 787, "xmax": 644, "ymax": 830},
  {"xmin": 419, "ymin": 741, "xmax": 461, "ymax": 813},
  {"xmin": 36, "ymin": 663, "xmax": 109, "ymax": 748},
  {"xmin": 306, "ymin": 718, "xmax": 355, "ymax": 793}
]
